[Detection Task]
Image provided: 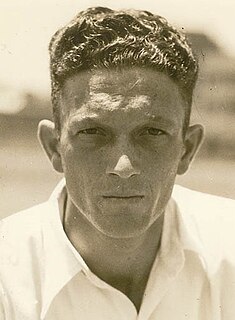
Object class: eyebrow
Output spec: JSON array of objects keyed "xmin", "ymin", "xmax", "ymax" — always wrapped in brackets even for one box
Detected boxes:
[
  {"xmin": 66, "ymin": 110, "xmax": 180, "ymax": 132},
  {"xmin": 66, "ymin": 114, "xmax": 103, "ymax": 133},
  {"xmin": 67, "ymin": 115, "xmax": 178, "ymax": 134},
  {"xmin": 143, "ymin": 115, "xmax": 178, "ymax": 128},
  {"xmin": 68, "ymin": 114, "xmax": 99, "ymax": 125}
]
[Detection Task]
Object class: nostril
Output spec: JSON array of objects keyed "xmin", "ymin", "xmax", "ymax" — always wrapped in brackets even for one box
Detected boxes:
[
  {"xmin": 109, "ymin": 172, "xmax": 118, "ymax": 176},
  {"xmin": 108, "ymin": 170, "xmax": 138, "ymax": 179}
]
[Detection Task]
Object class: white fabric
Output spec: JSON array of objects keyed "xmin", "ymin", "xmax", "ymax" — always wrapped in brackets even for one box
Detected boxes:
[{"xmin": 1, "ymin": 180, "xmax": 235, "ymax": 320}]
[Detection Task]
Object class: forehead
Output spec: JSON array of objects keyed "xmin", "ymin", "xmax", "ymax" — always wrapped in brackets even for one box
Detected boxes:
[{"xmin": 59, "ymin": 68, "xmax": 185, "ymax": 125}]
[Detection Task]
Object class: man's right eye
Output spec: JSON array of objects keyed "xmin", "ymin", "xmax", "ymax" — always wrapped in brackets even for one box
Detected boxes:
[
  {"xmin": 78, "ymin": 128, "xmax": 103, "ymax": 135},
  {"xmin": 74, "ymin": 127, "xmax": 108, "ymax": 145}
]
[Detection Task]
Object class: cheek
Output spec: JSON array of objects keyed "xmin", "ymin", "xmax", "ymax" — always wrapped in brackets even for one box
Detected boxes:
[
  {"xmin": 146, "ymin": 141, "xmax": 183, "ymax": 171},
  {"xmin": 60, "ymin": 142, "xmax": 106, "ymax": 181}
]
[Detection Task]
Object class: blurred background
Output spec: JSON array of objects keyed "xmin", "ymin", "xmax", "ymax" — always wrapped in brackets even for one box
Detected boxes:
[{"xmin": 1, "ymin": 0, "xmax": 235, "ymax": 219}]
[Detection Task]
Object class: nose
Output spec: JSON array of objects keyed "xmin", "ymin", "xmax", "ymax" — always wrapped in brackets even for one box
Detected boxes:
[{"xmin": 107, "ymin": 154, "xmax": 140, "ymax": 179}]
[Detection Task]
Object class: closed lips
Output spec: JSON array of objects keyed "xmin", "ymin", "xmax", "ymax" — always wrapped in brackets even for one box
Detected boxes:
[{"xmin": 102, "ymin": 195, "xmax": 144, "ymax": 198}]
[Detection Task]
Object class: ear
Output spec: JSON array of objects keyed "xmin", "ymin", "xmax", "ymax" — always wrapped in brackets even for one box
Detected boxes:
[
  {"xmin": 177, "ymin": 124, "xmax": 204, "ymax": 175},
  {"xmin": 37, "ymin": 120, "xmax": 64, "ymax": 173}
]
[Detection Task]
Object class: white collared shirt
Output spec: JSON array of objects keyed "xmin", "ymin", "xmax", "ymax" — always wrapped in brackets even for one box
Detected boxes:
[{"xmin": 1, "ymin": 180, "xmax": 235, "ymax": 319}]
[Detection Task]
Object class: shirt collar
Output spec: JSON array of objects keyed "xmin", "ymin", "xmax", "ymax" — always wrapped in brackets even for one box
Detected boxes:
[
  {"xmin": 172, "ymin": 185, "xmax": 207, "ymax": 269},
  {"xmin": 41, "ymin": 180, "xmax": 207, "ymax": 318},
  {"xmin": 138, "ymin": 197, "xmax": 185, "ymax": 319},
  {"xmin": 139, "ymin": 192, "xmax": 207, "ymax": 319},
  {"xmin": 40, "ymin": 179, "xmax": 86, "ymax": 319}
]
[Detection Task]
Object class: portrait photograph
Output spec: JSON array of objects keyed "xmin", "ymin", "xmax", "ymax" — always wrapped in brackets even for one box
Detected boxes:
[{"xmin": 1, "ymin": 0, "xmax": 235, "ymax": 319}]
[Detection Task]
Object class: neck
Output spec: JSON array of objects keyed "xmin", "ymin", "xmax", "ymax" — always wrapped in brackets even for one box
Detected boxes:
[
  {"xmin": 64, "ymin": 197, "xmax": 164, "ymax": 280},
  {"xmin": 63, "ymin": 196, "xmax": 164, "ymax": 311}
]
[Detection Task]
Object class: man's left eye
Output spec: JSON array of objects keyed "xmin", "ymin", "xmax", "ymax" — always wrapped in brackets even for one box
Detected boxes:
[{"xmin": 141, "ymin": 128, "xmax": 166, "ymax": 136}]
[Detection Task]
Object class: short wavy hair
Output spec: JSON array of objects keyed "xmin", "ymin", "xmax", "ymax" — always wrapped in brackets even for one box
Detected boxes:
[{"xmin": 49, "ymin": 7, "xmax": 198, "ymax": 133}]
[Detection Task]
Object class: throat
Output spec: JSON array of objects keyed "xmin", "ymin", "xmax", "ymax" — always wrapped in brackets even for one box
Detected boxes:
[
  {"xmin": 104, "ymin": 266, "xmax": 153, "ymax": 312},
  {"xmin": 63, "ymin": 198, "xmax": 164, "ymax": 312}
]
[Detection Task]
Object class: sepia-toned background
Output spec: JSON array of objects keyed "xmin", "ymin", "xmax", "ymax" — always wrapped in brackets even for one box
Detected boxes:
[{"xmin": 1, "ymin": 0, "xmax": 235, "ymax": 219}]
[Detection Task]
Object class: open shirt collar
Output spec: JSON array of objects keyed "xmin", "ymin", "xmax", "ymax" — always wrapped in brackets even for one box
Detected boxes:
[{"xmin": 40, "ymin": 180, "xmax": 207, "ymax": 318}]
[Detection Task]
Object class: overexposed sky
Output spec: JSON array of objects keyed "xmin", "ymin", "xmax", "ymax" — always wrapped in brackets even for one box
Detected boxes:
[{"xmin": 1, "ymin": 0, "xmax": 235, "ymax": 94}]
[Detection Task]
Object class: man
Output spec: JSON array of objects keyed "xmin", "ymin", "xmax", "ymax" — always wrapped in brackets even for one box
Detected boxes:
[{"xmin": 1, "ymin": 6, "xmax": 235, "ymax": 320}]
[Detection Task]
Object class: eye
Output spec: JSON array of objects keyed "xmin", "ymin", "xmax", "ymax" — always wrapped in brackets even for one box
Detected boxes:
[
  {"xmin": 141, "ymin": 127, "xmax": 166, "ymax": 136},
  {"xmin": 78, "ymin": 128, "xmax": 104, "ymax": 135}
]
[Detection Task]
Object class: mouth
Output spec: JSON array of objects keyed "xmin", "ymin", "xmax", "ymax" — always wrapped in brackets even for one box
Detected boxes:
[
  {"xmin": 102, "ymin": 195, "xmax": 144, "ymax": 200},
  {"xmin": 103, "ymin": 195, "xmax": 144, "ymax": 199}
]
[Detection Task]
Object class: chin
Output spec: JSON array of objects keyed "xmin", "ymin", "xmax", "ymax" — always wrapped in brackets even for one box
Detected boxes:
[
  {"xmin": 98, "ymin": 226, "xmax": 150, "ymax": 239},
  {"xmin": 91, "ymin": 212, "xmax": 153, "ymax": 239}
]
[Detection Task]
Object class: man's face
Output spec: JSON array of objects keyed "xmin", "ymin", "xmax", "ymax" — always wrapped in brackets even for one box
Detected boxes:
[{"xmin": 56, "ymin": 68, "xmax": 189, "ymax": 238}]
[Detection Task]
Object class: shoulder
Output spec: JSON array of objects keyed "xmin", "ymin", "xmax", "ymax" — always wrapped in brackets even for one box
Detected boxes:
[
  {"xmin": 172, "ymin": 185, "xmax": 235, "ymax": 271},
  {"xmin": 0, "ymin": 202, "xmax": 58, "ymax": 316},
  {"xmin": 0, "ymin": 201, "xmax": 56, "ymax": 268},
  {"xmin": 173, "ymin": 185, "xmax": 235, "ymax": 216},
  {"xmin": 172, "ymin": 184, "xmax": 235, "ymax": 223},
  {"xmin": 0, "ymin": 179, "xmax": 65, "ymax": 239},
  {"xmin": 1, "ymin": 201, "xmax": 54, "ymax": 239}
]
